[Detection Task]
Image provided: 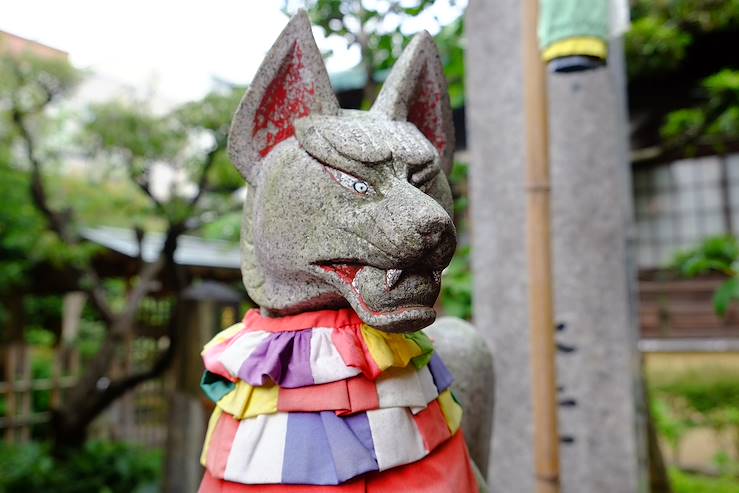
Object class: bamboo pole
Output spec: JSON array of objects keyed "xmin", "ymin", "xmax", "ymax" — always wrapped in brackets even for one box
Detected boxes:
[{"xmin": 522, "ymin": 0, "xmax": 561, "ymax": 492}]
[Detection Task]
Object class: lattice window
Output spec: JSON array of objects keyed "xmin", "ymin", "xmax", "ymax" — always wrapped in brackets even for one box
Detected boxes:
[{"xmin": 634, "ymin": 154, "xmax": 738, "ymax": 268}]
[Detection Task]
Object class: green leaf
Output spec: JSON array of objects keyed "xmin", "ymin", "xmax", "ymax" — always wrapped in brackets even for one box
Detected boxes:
[{"xmin": 713, "ymin": 278, "xmax": 739, "ymax": 317}]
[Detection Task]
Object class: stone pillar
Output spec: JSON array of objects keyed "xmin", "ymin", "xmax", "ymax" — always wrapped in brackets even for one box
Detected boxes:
[{"xmin": 466, "ymin": 1, "xmax": 647, "ymax": 491}]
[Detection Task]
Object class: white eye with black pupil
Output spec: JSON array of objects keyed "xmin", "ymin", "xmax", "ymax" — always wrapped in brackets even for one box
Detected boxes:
[{"xmin": 323, "ymin": 165, "xmax": 375, "ymax": 196}]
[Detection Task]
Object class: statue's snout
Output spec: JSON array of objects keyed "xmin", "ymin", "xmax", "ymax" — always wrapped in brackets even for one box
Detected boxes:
[{"xmin": 377, "ymin": 187, "xmax": 456, "ymax": 269}]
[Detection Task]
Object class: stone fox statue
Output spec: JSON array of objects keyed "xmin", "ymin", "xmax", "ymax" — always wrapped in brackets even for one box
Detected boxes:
[{"xmin": 197, "ymin": 10, "xmax": 484, "ymax": 493}]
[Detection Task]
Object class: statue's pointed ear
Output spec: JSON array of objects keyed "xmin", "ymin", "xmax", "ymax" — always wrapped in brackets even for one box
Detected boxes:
[
  {"xmin": 229, "ymin": 10, "xmax": 339, "ymax": 184},
  {"xmin": 371, "ymin": 31, "xmax": 454, "ymax": 175}
]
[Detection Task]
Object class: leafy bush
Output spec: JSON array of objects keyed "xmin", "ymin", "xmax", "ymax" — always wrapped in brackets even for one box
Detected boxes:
[
  {"xmin": 441, "ymin": 245, "xmax": 472, "ymax": 320},
  {"xmin": 626, "ymin": 16, "xmax": 692, "ymax": 79},
  {"xmin": 651, "ymin": 368, "xmax": 739, "ymax": 475},
  {"xmin": 0, "ymin": 441, "xmax": 161, "ymax": 493},
  {"xmin": 652, "ymin": 395, "xmax": 694, "ymax": 462},
  {"xmin": 672, "ymin": 235, "xmax": 739, "ymax": 316},
  {"xmin": 439, "ymin": 161, "xmax": 472, "ymax": 320},
  {"xmin": 670, "ymin": 467, "xmax": 739, "ymax": 493}
]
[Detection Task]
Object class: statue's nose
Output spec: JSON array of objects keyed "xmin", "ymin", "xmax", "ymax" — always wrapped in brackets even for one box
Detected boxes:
[
  {"xmin": 417, "ymin": 216, "xmax": 451, "ymax": 250},
  {"xmin": 377, "ymin": 187, "xmax": 456, "ymax": 266}
]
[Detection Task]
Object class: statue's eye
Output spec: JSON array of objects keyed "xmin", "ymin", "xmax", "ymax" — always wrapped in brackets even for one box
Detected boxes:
[{"xmin": 323, "ymin": 165, "xmax": 375, "ymax": 196}]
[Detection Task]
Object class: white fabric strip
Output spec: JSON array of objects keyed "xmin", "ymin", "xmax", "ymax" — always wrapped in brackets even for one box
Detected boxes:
[
  {"xmin": 417, "ymin": 366, "xmax": 440, "ymax": 408},
  {"xmin": 376, "ymin": 366, "xmax": 433, "ymax": 409},
  {"xmin": 218, "ymin": 330, "xmax": 272, "ymax": 378},
  {"xmin": 367, "ymin": 407, "xmax": 426, "ymax": 470},
  {"xmin": 309, "ymin": 327, "xmax": 361, "ymax": 384},
  {"xmin": 224, "ymin": 412, "xmax": 288, "ymax": 483}
]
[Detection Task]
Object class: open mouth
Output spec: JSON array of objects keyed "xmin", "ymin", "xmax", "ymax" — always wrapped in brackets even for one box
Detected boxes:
[{"xmin": 315, "ymin": 262, "xmax": 442, "ymax": 332}]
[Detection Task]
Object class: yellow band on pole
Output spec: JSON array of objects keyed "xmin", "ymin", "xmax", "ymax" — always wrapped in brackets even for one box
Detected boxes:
[{"xmin": 542, "ymin": 36, "xmax": 608, "ymax": 62}]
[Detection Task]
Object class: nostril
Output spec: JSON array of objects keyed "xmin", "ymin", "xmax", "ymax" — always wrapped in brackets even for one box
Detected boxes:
[
  {"xmin": 417, "ymin": 218, "xmax": 451, "ymax": 248},
  {"xmin": 417, "ymin": 217, "xmax": 446, "ymax": 237},
  {"xmin": 420, "ymin": 229, "xmax": 442, "ymax": 245}
]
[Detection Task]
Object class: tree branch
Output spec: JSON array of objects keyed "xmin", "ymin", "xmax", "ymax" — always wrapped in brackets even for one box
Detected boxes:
[
  {"xmin": 123, "ymin": 155, "xmax": 166, "ymax": 214},
  {"xmin": 189, "ymin": 138, "xmax": 224, "ymax": 208},
  {"xmin": 12, "ymin": 106, "xmax": 74, "ymax": 242},
  {"xmin": 11, "ymin": 97, "xmax": 121, "ymax": 324}
]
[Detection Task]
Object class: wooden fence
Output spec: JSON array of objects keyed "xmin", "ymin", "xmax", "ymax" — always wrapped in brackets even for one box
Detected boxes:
[{"xmin": 0, "ymin": 292, "xmax": 171, "ymax": 447}]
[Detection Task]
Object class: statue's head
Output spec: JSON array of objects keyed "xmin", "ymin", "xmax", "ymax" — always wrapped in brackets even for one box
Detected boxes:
[{"xmin": 230, "ymin": 10, "xmax": 456, "ymax": 332}]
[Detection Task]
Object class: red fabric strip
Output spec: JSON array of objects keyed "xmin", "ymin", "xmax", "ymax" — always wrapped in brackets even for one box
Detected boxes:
[
  {"xmin": 243, "ymin": 309, "xmax": 363, "ymax": 333},
  {"xmin": 338, "ymin": 376, "xmax": 379, "ymax": 416},
  {"xmin": 412, "ymin": 400, "xmax": 451, "ymax": 453},
  {"xmin": 331, "ymin": 326, "xmax": 382, "ymax": 380},
  {"xmin": 366, "ymin": 431, "xmax": 478, "ymax": 493},
  {"xmin": 278, "ymin": 380, "xmax": 351, "ymax": 413},
  {"xmin": 206, "ymin": 412, "xmax": 240, "ymax": 478}
]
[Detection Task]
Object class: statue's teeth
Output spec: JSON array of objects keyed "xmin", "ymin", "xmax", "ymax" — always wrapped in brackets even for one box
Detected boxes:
[{"xmin": 386, "ymin": 269, "xmax": 403, "ymax": 289}]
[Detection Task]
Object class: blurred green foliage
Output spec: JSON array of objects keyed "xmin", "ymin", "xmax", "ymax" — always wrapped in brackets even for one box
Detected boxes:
[
  {"xmin": 670, "ymin": 468, "xmax": 739, "ymax": 493},
  {"xmin": 289, "ymin": 0, "xmax": 465, "ymax": 107},
  {"xmin": 630, "ymin": 0, "xmax": 739, "ymax": 33},
  {"xmin": 626, "ymin": 0, "xmax": 739, "ymax": 155},
  {"xmin": 625, "ymin": 16, "xmax": 692, "ymax": 79},
  {"xmin": 297, "ymin": 0, "xmax": 436, "ymax": 71},
  {"xmin": 0, "ymin": 441, "xmax": 161, "ymax": 493},
  {"xmin": 0, "ymin": 49, "xmax": 248, "ymax": 441},
  {"xmin": 651, "ymin": 367, "xmax": 739, "ymax": 478},
  {"xmin": 441, "ymin": 245, "xmax": 472, "ymax": 319},
  {"xmin": 662, "ymin": 70, "xmax": 739, "ymax": 152},
  {"xmin": 672, "ymin": 235, "xmax": 739, "ymax": 316},
  {"xmin": 0, "ymin": 53, "xmax": 87, "ymax": 298},
  {"xmin": 440, "ymin": 161, "xmax": 472, "ymax": 319}
]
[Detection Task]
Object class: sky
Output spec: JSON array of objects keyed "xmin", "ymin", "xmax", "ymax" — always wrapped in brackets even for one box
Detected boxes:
[{"xmin": 2, "ymin": 0, "xmax": 465, "ymax": 103}]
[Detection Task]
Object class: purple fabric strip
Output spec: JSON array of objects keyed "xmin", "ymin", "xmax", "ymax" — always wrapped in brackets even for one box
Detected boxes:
[
  {"xmin": 428, "ymin": 353, "xmax": 454, "ymax": 393},
  {"xmin": 320, "ymin": 411, "xmax": 379, "ymax": 482},
  {"xmin": 282, "ymin": 412, "xmax": 339, "ymax": 485},
  {"xmin": 343, "ymin": 412, "xmax": 376, "ymax": 463},
  {"xmin": 237, "ymin": 330, "xmax": 315, "ymax": 388}
]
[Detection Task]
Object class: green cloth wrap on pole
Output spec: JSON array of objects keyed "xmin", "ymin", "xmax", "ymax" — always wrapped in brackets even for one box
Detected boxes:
[{"xmin": 538, "ymin": 0, "xmax": 610, "ymax": 63}]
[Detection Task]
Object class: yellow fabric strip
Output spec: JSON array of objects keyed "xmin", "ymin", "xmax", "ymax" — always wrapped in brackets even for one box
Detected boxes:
[
  {"xmin": 202, "ymin": 322, "xmax": 244, "ymax": 353},
  {"xmin": 542, "ymin": 36, "xmax": 608, "ymax": 62},
  {"xmin": 438, "ymin": 390, "xmax": 463, "ymax": 435},
  {"xmin": 200, "ymin": 407, "xmax": 223, "ymax": 466},
  {"xmin": 217, "ymin": 380, "xmax": 278, "ymax": 419},
  {"xmin": 361, "ymin": 324, "xmax": 422, "ymax": 372}
]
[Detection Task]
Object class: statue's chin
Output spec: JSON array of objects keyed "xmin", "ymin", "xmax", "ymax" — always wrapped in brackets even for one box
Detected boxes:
[{"xmin": 315, "ymin": 264, "xmax": 440, "ymax": 333}]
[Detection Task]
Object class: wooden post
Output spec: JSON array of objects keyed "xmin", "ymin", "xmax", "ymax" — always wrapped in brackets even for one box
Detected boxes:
[
  {"xmin": 522, "ymin": 0, "xmax": 561, "ymax": 492},
  {"xmin": 53, "ymin": 292, "xmax": 85, "ymax": 408}
]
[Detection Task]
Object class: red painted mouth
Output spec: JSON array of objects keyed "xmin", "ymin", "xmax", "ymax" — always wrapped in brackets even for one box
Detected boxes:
[
  {"xmin": 318, "ymin": 264, "xmax": 424, "ymax": 318},
  {"xmin": 322, "ymin": 264, "xmax": 362, "ymax": 286}
]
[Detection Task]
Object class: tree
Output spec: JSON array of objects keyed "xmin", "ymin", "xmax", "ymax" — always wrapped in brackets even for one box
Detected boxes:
[
  {"xmin": 0, "ymin": 50, "xmax": 244, "ymax": 449},
  {"xmin": 285, "ymin": 0, "xmax": 464, "ymax": 106},
  {"xmin": 627, "ymin": 0, "xmax": 739, "ymax": 162}
]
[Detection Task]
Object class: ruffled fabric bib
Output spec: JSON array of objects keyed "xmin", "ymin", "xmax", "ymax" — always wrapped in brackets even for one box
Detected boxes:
[{"xmin": 198, "ymin": 308, "xmax": 478, "ymax": 493}]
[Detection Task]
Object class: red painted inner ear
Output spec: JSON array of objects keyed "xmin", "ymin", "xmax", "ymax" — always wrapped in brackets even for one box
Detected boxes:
[
  {"xmin": 252, "ymin": 42, "xmax": 316, "ymax": 157},
  {"xmin": 407, "ymin": 64, "xmax": 446, "ymax": 156}
]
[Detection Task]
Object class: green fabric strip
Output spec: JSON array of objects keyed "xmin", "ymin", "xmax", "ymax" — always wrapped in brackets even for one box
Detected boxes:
[
  {"xmin": 538, "ymin": 0, "xmax": 610, "ymax": 49},
  {"xmin": 200, "ymin": 370, "xmax": 235, "ymax": 403},
  {"xmin": 405, "ymin": 331, "xmax": 435, "ymax": 369}
]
